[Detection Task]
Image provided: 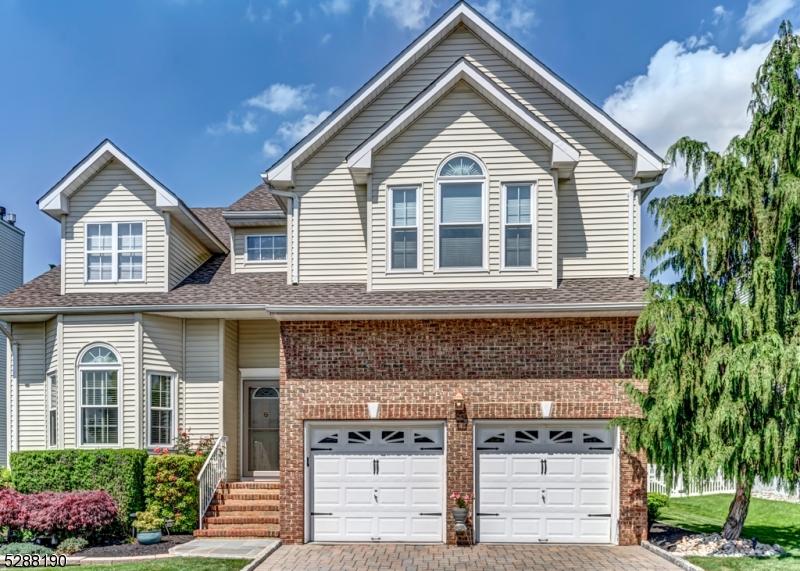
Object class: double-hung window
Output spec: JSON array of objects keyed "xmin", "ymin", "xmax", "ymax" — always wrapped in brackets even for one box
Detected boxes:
[
  {"xmin": 79, "ymin": 345, "xmax": 120, "ymax": 446},
  {"xmin": 148, "ymin": 373, "xmax": 174, "ymax": 447},
  {"xmin": 86, "ymin": 222, "xmax": 143, "ymax": 282},
  {"xmin": 246, "ymin": 235, "xmax": 287, "ymax": 263},
  {"xmin": 503, "ymin": 183, "xmax": 534, "ymax": 268},
  {"xmin": 390, "ymin": 188, "xmax": 419, "ymax": 270},
  {"xmin": 437, "ymin": 156, "xmax": 486, "ymax": 269},
  {"xmin": 48, "ymin": 373, "xmax": 58, "ymax": 447}
]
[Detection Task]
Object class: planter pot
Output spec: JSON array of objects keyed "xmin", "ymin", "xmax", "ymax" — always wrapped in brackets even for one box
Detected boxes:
[
  {"xmin": 451, "ymin": 507, "xmax": 469, "ymax": 527},
  {"xmin": 136, "ymin": 530, "xmax": 162, "ymax": 545}
]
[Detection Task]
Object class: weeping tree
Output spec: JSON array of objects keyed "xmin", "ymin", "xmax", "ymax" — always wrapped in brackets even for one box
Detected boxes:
[{"xmin": 613, "ymin": 22, "xmax": 800, "ymax": 540}]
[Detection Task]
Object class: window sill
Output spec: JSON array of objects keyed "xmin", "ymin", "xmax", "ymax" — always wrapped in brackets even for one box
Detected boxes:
[
  {"xmin": 499, "ymin": 266, "xmax": 538, "ymax": 272},
  {"xmin": 385, "ymin": 269, "xmax": 423, "ymax": 275},
  {"xmin": 434, "ymin": 268, "xmax": 490, "ymax": 274},
  {"xmin": 84, "ymin": 280, "xmax": 146, "ymax": 284},
  {"xmin": 244, "ymin": 261, "xmax": 287, "ymax": 265}
]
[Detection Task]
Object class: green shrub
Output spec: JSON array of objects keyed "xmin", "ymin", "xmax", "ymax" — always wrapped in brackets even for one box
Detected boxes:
[
  {"xmin": 55, "ymin": 537, "xmax": 88, "ymax": 555},
  {"xmin": 144, "ymin": 454, "xmax": 204, "ymax": 533},
  {"xmin": 10, "ymin": 449, "xmax": 148, "ymax": 527},
  {"xmin": 0, "ymin": 543, "xmax": 54, "ymax": 556},
  {"xmin": 133, "ymin": 505, "xmax": 165, "ymax": 532},
  {"xmin": 647, "ymin": 492, "xmax": 670, "ymax": 524},
  {"xmin": 0, "ymin": 467, "xmax": 14, "ymax": 490}
]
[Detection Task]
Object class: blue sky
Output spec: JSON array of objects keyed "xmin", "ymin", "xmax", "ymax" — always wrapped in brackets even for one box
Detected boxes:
[{"xmin": 1, "ymin": 0, "xmax": 797, "ymax": 282}]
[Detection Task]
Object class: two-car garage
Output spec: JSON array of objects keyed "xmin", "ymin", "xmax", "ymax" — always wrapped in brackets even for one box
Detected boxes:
[{"xmin": 305, "ymin": 421, "xmax": 618, "ymax": 545}]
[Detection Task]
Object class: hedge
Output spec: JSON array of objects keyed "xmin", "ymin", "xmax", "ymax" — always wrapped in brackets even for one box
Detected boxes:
[
  {"xmin": 144, "ymin": 454, "xmax": 205, "ymax": 533},
  {"xmin": 10, "ymin": 449, "xmax": 147, "ymax": 527}
]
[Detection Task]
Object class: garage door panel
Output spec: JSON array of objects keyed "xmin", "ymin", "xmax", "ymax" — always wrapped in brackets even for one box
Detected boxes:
[
  {"xmin": 580, "ymin": 488, "xmax": 612, "ymax": 508},
  {"xmin": 511, "ymin": 518, "xmax": 541, "ymax": 540},
  {"xmin": 377, "ymin": 517, "xmax": 408, "ymax": 536},
  {"xmin": 344, "ymin": 487, "xmax": 374, "ymax": 507},
  {"xmin": 579, "ymin": 518, "xmax": 612, "ymax": 540},
  {"xmin": 544, "ymin": 518, "xmax": 577, "ymax": 539},
  {"xmin": 314, "ymin": 487, "xmax": 342, "ymax": 507},
  {"xmin": 410, "ymin": 457, "xmax": 442, "ymax": 476},
  {"xmin": 379, "ymin": 457, "xmax": 409, "ymax": 476},
  {"xmin": 511, "ymin": 487, "xmax": 542, "ymax": 507},
  {"xmin": 311, "ymin": 515, "xmax": 341, "ymax": 539},
  {"xmin": 344, "ymin": 517, "xmax": 373, "ymax": 536},
  {"xmin": 379, "ymin": 487, "xmax": 407, "ymax": 506},
  {"xmin": 511, "ymin": 457, "xmax": 540, "ymax": 476},
  {"xmin": 411, "ymin": 487, "xmax": 442, "ymax": 507},
  {"xmin": 314, "ymin": 457, "xmax": 342, "ymax": 477},
  {"xmin": 480, "ymin": 456, "xmax": 508, "ymax": 476},
  {"xmin": 478, "ymin": 517, "xmax": 510, "ymax": 540},
  {"xmin": 545, "ymin": 457, "xmax": 578, "ymax": 476},
  {"xmin": 410, "ymin": 517, "xmax": 443, "ymax": 539},
  {"xmin": 545, "ymin": 488, "xmax": 576, "ymax": 507},
  {"xmin": 344, "ymin": 457, "xmax": 373, "ymax": 476},
  {"xmin": 480, "ymin": 487, "xmax": 509, "ymax": 508},
  {"xmin": 580, "ymin": 457, "xmax": 613, "ymax": 477}
]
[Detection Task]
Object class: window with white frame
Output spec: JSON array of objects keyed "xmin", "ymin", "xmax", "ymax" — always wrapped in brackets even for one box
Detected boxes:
[
  {"xmin": 79, "ymin": 345, "xmax": 120, "ymax": 445},
  {"xmin": 246, "ymin": 234, "xmax": 287, "ymax": 263},
  {"xmin": 48, "ymin": 373, "xmax": 58, "ymax": 447},
  {"xmin": 86, "ymin": 222, "xmax": 143, "ymax": 282},
  {"xmin": 503, "ymin": 183, "xmax": 534, "ymax": 268},
  {"xmin": 148, "ymin": 373, "xmax": 174, "ymax": 447},
  {"xmin": 437, "ymin": 155, "xmax": 486, "ymax": 269},
  {"xmin": 390, "ymin": 187, "xmax": 419, "ymax": 270}
]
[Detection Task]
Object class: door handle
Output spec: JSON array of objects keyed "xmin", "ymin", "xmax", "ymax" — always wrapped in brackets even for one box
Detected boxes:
[
  {"xmin": 542, "ymin": 491, "xmax": 545, "ymax": 504},
  {"xmin": 310, "ymin": 512, "xmax": 332, "ymax": 516},
  {"xmin": 587, "ymin": 514, "xmax": 612, "ymax": 517},
  {"xmin": 310, "ymin": 447, "xmax": 332, "ymax": 451},
  {"xmin": 376, "ymin": 458, "xmax": 380, "ymax": 475},
  {"xmin": 419, "ymin": 513, "xmax": 442, "ymax": 516},
  {"xmin": 476, "ymin": 513, "xmax": 499, "ymax": 516},
  {"xmin": 544, "ymin": 458, "xmax": 547, "ymax": 474},
  {"xmin": 477, "ymin": 447, "xmax": 499, "ymax": 451}
]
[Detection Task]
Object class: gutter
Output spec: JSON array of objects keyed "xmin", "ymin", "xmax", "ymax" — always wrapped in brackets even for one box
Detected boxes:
[
  {"xmin": 0, "ymin": 304, "xmax": 269, "ymax": 317},
  {"xmin": 260, "ymin": 177, "xmax": 299, "ymax": 285},
  {"xmin": 629, "ymin": 175, "xmax": 663, "ymax": 277}
]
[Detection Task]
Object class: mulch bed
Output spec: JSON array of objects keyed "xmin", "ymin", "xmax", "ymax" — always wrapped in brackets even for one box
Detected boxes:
[
  {"xmin": 649, "ymin": 521, "xmax": 697, "ymax": 551},
  {"xmin": 75, "ymin": 534, "xmax": 194, "ymax": 557}
]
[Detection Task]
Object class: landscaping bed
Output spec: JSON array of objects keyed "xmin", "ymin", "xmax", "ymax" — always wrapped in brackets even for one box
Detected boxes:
[
  {"xmin": 72, "ymin": 559, "xmax": 250, "ymax": 571},
  {"xmin": 74, "ymin": 533, "xmax": 194, "ymax": 557}
]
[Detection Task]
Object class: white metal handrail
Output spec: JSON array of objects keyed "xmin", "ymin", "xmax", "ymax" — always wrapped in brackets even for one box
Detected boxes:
[{"xmin": 197, "ymin": 435, "xmax": 228, "ymax": 530}]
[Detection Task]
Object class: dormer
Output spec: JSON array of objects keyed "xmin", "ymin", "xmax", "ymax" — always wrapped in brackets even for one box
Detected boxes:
[{"xmin": 37, "ymin": 140, "xmax": 228, "ymax": 294}]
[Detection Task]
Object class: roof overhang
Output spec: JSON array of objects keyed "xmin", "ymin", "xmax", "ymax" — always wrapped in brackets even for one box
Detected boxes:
[
  {"xmin": 347, "ymin": 59, "xmax": 579, "ymax": 184},
  {"xmin": 0, "ymin": 304, "xmax": 269, "ymax": 322},
  {"xmin": 38, "ymin": 139, "xmax": 228, "ymax": 254},
  {"xmin": 221, "ymin": 210, "xmax": 286, "ymax": 228},
  {"xmin": 264, "ymin": 1, "xmax": 668, "ymax": 189}
]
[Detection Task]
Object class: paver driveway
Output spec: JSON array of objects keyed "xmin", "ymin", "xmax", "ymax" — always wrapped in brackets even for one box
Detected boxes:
[{"xmin": 255, "ymin": 543, "xmax": 681, "ymax": 571}]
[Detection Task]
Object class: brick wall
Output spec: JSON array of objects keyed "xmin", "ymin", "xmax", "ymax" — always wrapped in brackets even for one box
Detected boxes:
[{"xmin": 278, "ymin": 317, "xmax": 647, "ymax": 545}]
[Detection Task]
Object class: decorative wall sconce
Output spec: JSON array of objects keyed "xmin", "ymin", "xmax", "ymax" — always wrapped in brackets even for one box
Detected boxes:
[
  {"xmin": 540, "ymin": 401, "xmax": 553, "ymax": 418},
  {"xmin": 454, "ymin": 390, "xmax": 465, "ymax": 412}
]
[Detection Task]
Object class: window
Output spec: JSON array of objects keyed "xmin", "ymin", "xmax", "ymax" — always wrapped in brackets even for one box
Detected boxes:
[
  {"xmin": 48, "ymin": 373, "xmax": 58, "ymax": 448},
  {"xmin": 148, "ymin": 373, "xmax": 174, "ymax": 447},
  {"xmin": 85, "ymin": 222, "xmax": 143, "ymax": 282},
  {"xmin": 437, "ymin": 155, "xmax": 486, "ymax": 269},
  {"xmin": 503, "ymin": 184, "xmax": 534, "ymax": 268},
  {"xmin": 390, "ymin": 188, "xmax": 419, "ymax": 270},
  {"xmin": 79, "ymin": 345, "xmax": 120, "ymax": 445},
  {"xmin": 246, "ymin": 234, "xmax": 287, "ymax": 263}
]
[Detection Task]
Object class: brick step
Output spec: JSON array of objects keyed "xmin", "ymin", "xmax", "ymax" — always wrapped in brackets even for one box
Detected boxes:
[
  {"xmin": 210, "ymin": 499, "xmax": 279, "ymax": 508},
  {"xmin": 204, "ymin": 515, "xmax": 280, "ymax": 526},
  {"xmin": 220, "ymin": 482, "xmax": 280, "ymax": 490},
  {"xmin": 206, "ymin": 503, "xmax": 280, "ymax": 514},
  {"xmin": 205, "ymin": 521, "xmax": 281, "ymax": 531},
  {"xmin": 194, "ymin": 528, "xmax": 280, "ymax": 539},
  {"xmin": 213, "ymin": 491, "xmax": 280, "ymax": 501}
]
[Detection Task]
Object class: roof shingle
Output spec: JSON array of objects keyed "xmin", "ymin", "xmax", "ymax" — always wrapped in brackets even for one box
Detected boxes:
[{"xmin": 226, "ymin": 184, "xmax": 283, "ymax": 212}]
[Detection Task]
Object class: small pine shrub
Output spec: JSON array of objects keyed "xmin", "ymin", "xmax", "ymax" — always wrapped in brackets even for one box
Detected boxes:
[
  {"xmin": 0, "ymin": 543, "xmax": 53, "ymax": 556},
  {"xmin": 55, "ymin": 537, "xmax": 88, "ymax": 555},
  {"xmin": 647, "ymin": 492, "xmax": 670, "ymax": 525},
  {"xmin": 0, "ymin": 467, "xmax": 14, "ymax": 490},
  {"xmin": 133, "ymin": 505, "xmax": 165, "ymax": 532}
]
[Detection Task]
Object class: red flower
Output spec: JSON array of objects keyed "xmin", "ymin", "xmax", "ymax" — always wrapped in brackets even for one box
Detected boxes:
[
  {"xmin": 153, "ymin": 447, "xmax": 161, "ymax": 454},
  {"xmin": 162, "ymin": 449, "xmax": 169, "ymax": 455},
  {"xmin": 196, "ymin": 450, "xmax": 202, "ymax": 455}
]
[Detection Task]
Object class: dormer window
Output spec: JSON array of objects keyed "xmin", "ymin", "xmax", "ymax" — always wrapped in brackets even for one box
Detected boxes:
[
  {"xmin": 436, "ymin": 155, "xmax": 486, "ymax": 270},
  {"xmin": 85, "ymin": 222, "xmax": 144, "ymax": 282},
  {"xmin": 246, "ymin": 234, "xmax": 287, "ymax": 263}
]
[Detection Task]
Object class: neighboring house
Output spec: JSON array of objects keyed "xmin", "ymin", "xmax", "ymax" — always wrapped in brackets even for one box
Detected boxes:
[
  {"xmin": 0, "ymin": 208, "xmax": 24, "ymax": 468},
  {"xmin": 0, "ymin": 2, "xmax": 668, "ymax": 547}
]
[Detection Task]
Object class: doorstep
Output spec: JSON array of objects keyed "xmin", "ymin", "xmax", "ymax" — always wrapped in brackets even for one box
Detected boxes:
[{"xmin": 170, "ymin": 539, "xmax": 281, "ymax": 560}]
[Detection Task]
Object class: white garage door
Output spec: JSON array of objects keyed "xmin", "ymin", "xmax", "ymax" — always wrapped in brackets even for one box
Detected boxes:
[
  {"xmin": 309, "ymin": 423, "xmax": 444, "ymax": 543},
  {"xmin": 476, "ymin": 424, "xmax": 615, "ymax": 544}
]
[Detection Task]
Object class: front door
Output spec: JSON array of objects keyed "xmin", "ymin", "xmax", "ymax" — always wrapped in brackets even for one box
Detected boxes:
[{"xmin": 242, "ymin": 382, "xmax": 280, "ymax": 478}]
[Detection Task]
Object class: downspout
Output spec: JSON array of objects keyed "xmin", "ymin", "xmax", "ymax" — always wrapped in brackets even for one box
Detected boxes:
[
  {"xmin": 628, "ymin": 175, "xmax": 663, "ymax": 278},
  {"xmin": 261, "ymin": 175, "xmax": 300, "ymax": 285},
  {"xmin": 0, "ymin": 323, "xmax": 18, "ymax": 458}
]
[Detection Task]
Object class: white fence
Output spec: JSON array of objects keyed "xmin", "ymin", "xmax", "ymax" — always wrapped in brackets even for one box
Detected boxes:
[{"xmin": 648, "ymin": 465, "xmax": 800, "ymax": 501}]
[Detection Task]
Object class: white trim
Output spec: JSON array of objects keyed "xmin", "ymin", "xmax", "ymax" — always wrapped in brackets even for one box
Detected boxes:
[
  {"xmin": 628, "ymin": 189, "xmax": 635, "ymax": 277},
  {"xmin": 551, "ymin": 171, "xmax": 559, "ymax": 289},
  {"xmin": 60, "ymin": 215, "xmax": 67, "ymax": 295},
  {"xmin": 83, "ymin": 221, "xmax": 146, "ymax": 284},
  {"xmin": 612, "ymin": 426, "xmax": 621, "ymax": 545},
  {"xmin": 242, "ymin": 380, "xmax": 280, "ymax": 479},
  {"xmin": 367, "ymin": 174, "xmax": 373, "ymax": 291},
  {"xmin": 57, "ymin": 315, "xmax": 64, "ymax": 449},
  {"xmin": 386, "ymin": 185, "xmax": 422, "ymax": 273},
  {"xmin": 243, "ymin": 231, "xmax": 288, "ymax": 265},
  {"xmin": 47, "ymin": 371, "xmax": 58, "ymax": 449},
  {"xmin": 435, "ymin": 154, "xmax": 488, "ymax": 272},
  {"xmin": 500, "ymin": 181, "xmax": 537, "ymax": 271},
  {"xmin": 76, "ymin": 343, "xmax": 123, "ymax": 448},
  {"xmin": 145, "ymin": 370, "xmax": 177, "ymax": 448},
  {"xmin": 260, "ymin": 184, "xmax": 299, "ymax": 285},
  {"xmin": 239, "ymin": 368, "xmax": 280, "ymax": 380},
  {"xmin": 134, "ymin": 313, "xmax": 143, "ymax": 449},
  {"xmin": 163, "ymin": 212, "xmax": 171, "ymax": 292}
]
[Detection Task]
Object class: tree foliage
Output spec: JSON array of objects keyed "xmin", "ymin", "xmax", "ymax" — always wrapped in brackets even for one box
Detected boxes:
[{"xmin": 613, "ymin": 22, "xmax": 800, "ymax": 538}]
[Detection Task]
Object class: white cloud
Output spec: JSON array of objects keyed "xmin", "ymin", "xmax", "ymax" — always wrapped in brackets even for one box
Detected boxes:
[
  {"xmin": 207, "ymin": 112, "xmax": 258, "ymax": 135},
  {"xmin": 475, "ymin": 0, "xmax": 536, "ymax": 32},
  {"xmin": 368, "ymin": 0, "xmax": 435, "ymax": 30},
  {"xmin": 321, "ymin": 33, "xmax": 332, "ymax": 44},
  {"xmin": 245, "ymin": 3, "xmax": 271, "ymax": 22},
  {"xmin": 262, "ymin": 141, "xmax": 283, "ymax": 158},
  {"xmin": 277, "ymin": 111, "xmax": 332, "ymax": 144},
  {"xmin": 246, "ymin": 84, "xmax": 314, "ymax": 114},
  {"xmin": 603, "ymin": 38, "xmax": 772, "ymax": 159},
  {"xmin": 321, "ymin": 0, "xmax": 352, "ymax": 14},
  {"xmin": 712, "ymin": 5, "xmax": 731, "ymax": 25},
  {"xmin": 740, "ymin": 0, "xmax": 796, "ymax": 41},
  {"xmin": 294, "ymin": 10, "xmax": 303, "ymax": 23}
]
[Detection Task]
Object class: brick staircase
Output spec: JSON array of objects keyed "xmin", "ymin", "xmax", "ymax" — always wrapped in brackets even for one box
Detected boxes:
[{"xmin": 193, "ymin": 481, "xmax": 280, "ymax": 539}]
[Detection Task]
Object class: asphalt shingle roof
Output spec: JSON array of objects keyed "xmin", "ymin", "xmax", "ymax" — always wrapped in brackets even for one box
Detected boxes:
[{"xmin": 226, "ymin": 184, "xmax": 283, "ymax": 212}]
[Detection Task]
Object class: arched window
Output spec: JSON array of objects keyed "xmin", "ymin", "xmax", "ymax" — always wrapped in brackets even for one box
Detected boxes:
[
  {"xmin": 78, "ymin": 344, "xmax": 120, "ymax": 446},
  {"xmin": 436, "ymin": 154, "xmax": 487, "ymax": 269}
]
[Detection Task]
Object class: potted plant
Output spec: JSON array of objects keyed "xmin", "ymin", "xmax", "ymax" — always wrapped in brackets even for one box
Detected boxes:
[
  {"xmin": 450, "ymin": 492, "xmax": 474, "ymax": 528},
  {"xmin": 132, "ymin": 506, "xmax": 165, "ymax": 545}
]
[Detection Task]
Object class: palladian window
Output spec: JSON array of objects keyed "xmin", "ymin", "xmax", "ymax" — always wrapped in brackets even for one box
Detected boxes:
[
  {"xmin": 437, "ymin": 155, "xmax": 486, "ymax": 269},
  {"xmin": 79, "ymin": 345, "xmax": 120, "ymax": 445}
]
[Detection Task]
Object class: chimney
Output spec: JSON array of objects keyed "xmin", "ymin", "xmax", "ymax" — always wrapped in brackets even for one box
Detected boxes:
[{"xmin": 7, "ymin": 213, "xmax": 16, "ymax": 226}]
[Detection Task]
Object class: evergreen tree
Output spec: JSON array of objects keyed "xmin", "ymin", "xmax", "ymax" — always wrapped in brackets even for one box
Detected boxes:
[{"xmin": 614, "ymin": 22, "xmax": 800, "ymax": 539}]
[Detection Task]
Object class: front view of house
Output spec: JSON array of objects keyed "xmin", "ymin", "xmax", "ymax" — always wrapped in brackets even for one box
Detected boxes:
[{"xmin": 0, "ymin": 2, "xmax": 667, "ymax": 547}]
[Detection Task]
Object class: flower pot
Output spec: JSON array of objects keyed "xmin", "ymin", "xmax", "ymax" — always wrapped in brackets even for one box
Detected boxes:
[
  {"xmin": 451, "ymin": 507, "xmax": 469, "ymax": 527},
  {"xmin": 136, "ymin": 530, "xmax": 162, "ymax": 545}
]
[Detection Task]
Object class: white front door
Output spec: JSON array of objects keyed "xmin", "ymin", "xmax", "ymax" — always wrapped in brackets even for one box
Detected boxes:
[
  {"xmin": 476, "ymin": 424, "xmax": 615, "ymax": 544},
  {"xmin": 308, "ymin": 423, "xmax": 445, "ymax": 543}
]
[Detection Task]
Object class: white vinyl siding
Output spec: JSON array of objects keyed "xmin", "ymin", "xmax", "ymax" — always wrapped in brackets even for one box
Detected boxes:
[
  {"xmin": 13, "ymin": 323, "xmax": 46, "ymax": 450},
  {"xmin": 0, "ymin": 220, "xmax": 24, "ymax": 464},
  {"xmin": 184, "ymin": 320, "xmax": 221, "ymax": 440},
  {"xmin": 169, "ymin": 219, "xmax": 211, "ymax": 289},
  {"xmin": 238, "ymin": 320, "xmax": 281, "ymax": 369},
  {"xmin": 233, "ymin": 227, "xmax": 288, "ymax": 274},
  {"xmin": 64, "ymin": 159, "xmax": 167, "ymax": 293},
  {"xmin": 223, "ymin": 321, "xmax": 239, "ymax": 481}
]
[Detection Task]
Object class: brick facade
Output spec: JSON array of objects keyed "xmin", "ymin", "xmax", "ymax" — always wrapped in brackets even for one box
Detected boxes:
[{"xmin": 278, "ymin": 317, "xmax": 647, "ymax": 546}]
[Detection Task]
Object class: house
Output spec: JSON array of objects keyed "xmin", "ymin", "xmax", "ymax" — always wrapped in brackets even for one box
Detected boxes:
[
  {"xmin": 0, "ymin": 208, "xmax": 24, "ymax": 468},
  {"xmin": 0, "ymin": 2, "xmax": 667, "ymax": 546}
]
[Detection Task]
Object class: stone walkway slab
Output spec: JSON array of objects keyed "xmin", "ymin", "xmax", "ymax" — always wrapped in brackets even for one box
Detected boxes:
[
  {"xmin": 255, "ymin": 543, "xmax": 683, "ymax": 571},
  {"xmin": 170, "ymin": 539, "xmax": 280, "ymax": 560}
]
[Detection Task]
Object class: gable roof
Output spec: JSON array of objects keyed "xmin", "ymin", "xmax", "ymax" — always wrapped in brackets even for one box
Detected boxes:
[
  {"xmin": 347, "ymin": 58, "xmax": 580, "ymax": 183},
  {"xmin": 227, "ymin": 183, "xmax": 283, "ymax": 212},
  {"xmin": 38, "ymin": 139, "xmax": 228, "ymax": 253},
  {"xmin": 265, "ymin": 1, "xmax": 667, "ymax": 189}
]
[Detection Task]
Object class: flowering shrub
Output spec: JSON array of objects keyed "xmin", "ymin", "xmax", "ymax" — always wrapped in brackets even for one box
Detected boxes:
[
  {"xmin": 173, "ymin": 426, "xmax": 216, "ymax": 456},
  {"xmin": 0, "ymin": 490, "xmax": 117, "ymax": 540},
  {"xmin": 144, "ymin": 454, "xmax": 204, "ymax": 532},
  {"xmin": 450, "ymin": 492, "xmax": 474, "ymax": 509}
]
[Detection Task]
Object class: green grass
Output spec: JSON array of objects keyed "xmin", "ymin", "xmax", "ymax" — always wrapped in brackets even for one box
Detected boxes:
[
  {"xmin": 78, "ymin": 557, "xmax": 251, "ymax": 571},
  {"xmin": 657, "ymin": 494, "xmax": 800, "ymax": 570}
]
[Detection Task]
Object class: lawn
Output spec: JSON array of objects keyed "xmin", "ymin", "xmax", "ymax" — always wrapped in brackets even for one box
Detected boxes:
[
  {"xmin": 80, "ymin": 557, "xmax": 251, "ymax": 571},
  {"xmin": 657, "ymin": 494, "xmax": 800, "ymax": 571}
]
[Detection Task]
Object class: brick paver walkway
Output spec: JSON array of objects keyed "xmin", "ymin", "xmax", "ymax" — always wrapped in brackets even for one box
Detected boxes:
[{"xmin": 255, "ymin": 543, "xmax": 681, "ymax": 570}]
